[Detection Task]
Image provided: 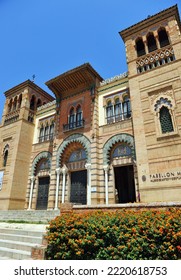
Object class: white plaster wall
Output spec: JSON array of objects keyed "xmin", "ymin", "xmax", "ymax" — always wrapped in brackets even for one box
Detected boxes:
[{"xmin": 98, "ymin": 86, "xmax": 127, "ymax": 127}]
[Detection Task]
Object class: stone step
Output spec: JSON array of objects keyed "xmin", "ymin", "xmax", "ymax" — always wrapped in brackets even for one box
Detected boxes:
[
  {"xmin": 0, "ymin": 246, "xmax": 31, "ymax": 260},
  {"xmin": 0, "ymin": 222, "xmax": 47, "ymax": 260},
  {"xmin": 0, "ymin": 210, "xmax": 60, "ymax": 223},
  {"xmin": 0, "ymin": 239, "xmax": 39, "ymax": 252},
  {"xmin": 0, "ymin": 232, "xmax": 42, "ymax": 243},
  {"xmin": 0, "ymin": 227, "xmax": 45, "ymax": 237}
]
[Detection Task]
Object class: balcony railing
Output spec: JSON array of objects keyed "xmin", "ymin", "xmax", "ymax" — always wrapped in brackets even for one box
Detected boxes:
[
  {"xmin": 38, "ymin": 133, "xmax": 54, "ymax": 143},
  {"xmin": 4, "ymin": 109, "xmax": 20, "ymax": 125},
  {"xmin": 63, "ymin": 119, "xmax": 85, "ymax": 132},
  {"xmin": 106, "ymin": 111, "xmax": 131, "ymax": 124},
  {"xmin": 136, "ymin": 46, "xmax": 175, "ymax": 74}
]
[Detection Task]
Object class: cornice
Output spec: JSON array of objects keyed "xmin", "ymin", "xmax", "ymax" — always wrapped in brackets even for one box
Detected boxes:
[
  {"xmin": 4, "ymin": 79, "xmax": 54, "ymax": 101},
  {"xmin": 120, "ymin": 5, "xmax": 181, "ymax": 41}
]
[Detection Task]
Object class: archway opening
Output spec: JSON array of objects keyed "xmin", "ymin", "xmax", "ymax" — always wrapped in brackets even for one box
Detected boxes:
[
  {"xmin": 62, "ymin": 144, "xmax": 87, "ymax": 205},
  {"xmin": 114, "ymin": 165, "xmax": 136, "ymax": 203},
  {"xmin": 35, "ymin": 158, "xmax": 51, "ymax": 210},
  {"xmin": 36, "ymin": 176, "xmax": 50, "ymax": 210},
  {"xmin": 111, "ymin": 143, "xmax": 136, "ymax": 204}
]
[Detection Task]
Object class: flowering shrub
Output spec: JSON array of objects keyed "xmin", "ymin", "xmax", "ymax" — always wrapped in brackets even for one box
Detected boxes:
[{"xmin": 45, "ymin": 208, "xmax": 181, "ymax": 260}]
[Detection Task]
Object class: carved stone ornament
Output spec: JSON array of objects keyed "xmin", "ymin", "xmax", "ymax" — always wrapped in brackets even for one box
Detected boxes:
[{"xmin": 148, "ymin": 87, "xmax": 175, "ymax": 114}]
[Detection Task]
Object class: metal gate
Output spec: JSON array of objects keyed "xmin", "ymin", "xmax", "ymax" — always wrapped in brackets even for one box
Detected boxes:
[
  {"xmin": 70, "ymin": 170, "xmax": 87, "ymax": 204},
  {"xmin": 36, "ymin": 177, "xmax": 50, "ymax": 210}
]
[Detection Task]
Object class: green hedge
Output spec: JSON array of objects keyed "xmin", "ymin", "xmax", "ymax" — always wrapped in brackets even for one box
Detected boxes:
[{"xmin": 45, "ymin": 209, "xmax": 181, "ymax": 260}]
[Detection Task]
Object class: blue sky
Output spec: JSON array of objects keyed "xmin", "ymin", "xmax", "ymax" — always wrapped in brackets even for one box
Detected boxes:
[{"xmin": 0, "ymin": 0, "xmax": 180, "ymax": 119}]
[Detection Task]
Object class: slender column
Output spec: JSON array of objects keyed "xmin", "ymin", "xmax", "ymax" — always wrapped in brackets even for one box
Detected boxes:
[
  {"xmin": 54, "ymin": 168, "xmax": 61, "ymax": 210},
  {"xmin": 85, "ymin": 163, "xmax": 91, "ymax": 205},
  {"xmin": 121, "ymin": 102, "xmax": 124, "ymax": 120},
  {"xmin": 61, "ymin": 165, "xmax": 68, "ymax": 203},
  {"xmin": 28, "ymin": 176, "xmax": 35, "ymax": 210},
  {"xmin": 103, "ymin": 165, "xmax": 109, "ymax": 205},
  {"xmin": 143, "ymin": 39, "xmax": 149, "ymax": 54}
]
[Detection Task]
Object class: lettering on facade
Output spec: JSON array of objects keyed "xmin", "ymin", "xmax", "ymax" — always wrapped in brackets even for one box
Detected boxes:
[{"xmin": 150, "ymin": 171, "xmax": 181, "ymax": 182}]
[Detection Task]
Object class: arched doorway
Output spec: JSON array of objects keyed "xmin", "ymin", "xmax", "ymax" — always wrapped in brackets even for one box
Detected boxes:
[
  {"xmin": 35, "ymin": 158, "xmax": 51, "ymax": 210},
  {"xmin": 68, "ymin": 149, "xmax": 87, "ymax": 204},
  {"xmin": 30, "ymin": 151, "xmax": 52, "ymax": 210},
  {"xmin": 62, "ymin": 143, "xmax": 87, "ymax": 204},
  {"xmin": 103, "ymin": 134, "xmax": 137, "ymax": 204},
  {"xmin": 56, "ymin": 134, "xmax": 91, "ymax": 205},
  {"xmin": 112, "ymin": 144, "xmax": 136, "ymax": 203}
]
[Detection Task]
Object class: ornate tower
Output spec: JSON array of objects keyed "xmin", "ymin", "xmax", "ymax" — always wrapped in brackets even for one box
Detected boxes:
[
  {"xmin": 120, "ymin": 5, "xmax": 181, "ymax": 202},
  {"xmin": 0, "ymin": 80, "xmax": 54, "ymax": 209}
]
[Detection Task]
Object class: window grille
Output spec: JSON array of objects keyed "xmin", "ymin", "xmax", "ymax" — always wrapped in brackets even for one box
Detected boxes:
[
  {"xmin": 160, "ymin": 106, "xmax": 174, "ymax": 133},
  {"xmin": 3, "ymin": 150, "xmax": 8, "ymax": 167},
  {"xmin": 105, "ymin": 96, "xmax": 131, "ymax": 124},
  {"xmin": 76, "ymin": 106, "xmax": 83, "ymax": 127},
  {"xmin": 38, "ymin": 122, "xmax": 54, "ymax": 142}
]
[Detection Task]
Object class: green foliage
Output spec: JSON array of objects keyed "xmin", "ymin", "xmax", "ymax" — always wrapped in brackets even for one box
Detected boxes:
[{"xmin": 45, "ymin": 208, "xmax": 181, "ymax": 260}]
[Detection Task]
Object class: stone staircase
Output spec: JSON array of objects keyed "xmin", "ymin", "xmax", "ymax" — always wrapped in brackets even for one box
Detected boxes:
[
  {"xmin": 0, "ymin": 210, "xmax": 60, "ymax": 259},
  {"xmin": 0, "ymin": 210, "xmax": 60, "ymax": 223}
]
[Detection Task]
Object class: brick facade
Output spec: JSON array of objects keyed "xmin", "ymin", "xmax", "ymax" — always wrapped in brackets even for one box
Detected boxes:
[{"xmin": 0, "ymin": 5, "xmax": 181, "ymax": 210}]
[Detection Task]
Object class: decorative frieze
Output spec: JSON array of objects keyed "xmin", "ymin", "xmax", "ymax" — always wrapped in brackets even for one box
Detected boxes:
[
  {"xmin": 37, "ymin": 100, "xmax": 56, "ymax": 111},
  {"xmin": 100, "ymin": 72, "xmax": 128, "ymax": 86},
  {"xmin": 137, "ymin": 46, "xmax": 175, "ymax": 73}
]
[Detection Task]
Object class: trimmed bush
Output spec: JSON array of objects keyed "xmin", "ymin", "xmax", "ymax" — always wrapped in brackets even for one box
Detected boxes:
[{"xmin": 45, "ymin": 209, "xmax": 181, "ymax": 260}]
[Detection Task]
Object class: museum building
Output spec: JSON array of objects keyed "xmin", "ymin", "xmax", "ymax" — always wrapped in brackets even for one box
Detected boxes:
[{"xmin": 0, "ymin": 5, "xmax": 181, "ymax": 210}]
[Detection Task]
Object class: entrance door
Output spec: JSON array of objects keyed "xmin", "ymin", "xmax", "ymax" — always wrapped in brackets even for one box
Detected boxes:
[
  {"xmin": 70, "ymin": 170, "xmax": 87, "ymax": 204},
  {"xmin": 114, "ymin": 165, "xmax": 136, "ymax": 203},
  {"xmin": 36, "ymin": 177, "xmax": 50, "ymax": 210}
]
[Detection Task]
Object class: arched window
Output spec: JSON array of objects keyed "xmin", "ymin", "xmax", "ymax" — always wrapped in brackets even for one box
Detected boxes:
[
  {"xmin": 44, "ymin": 125, "xmax": 49, "ymax": 141},
  {"xmin": 112, "ymin": 144, "xmax": 132, "ymax": 158},
  {"xmin": 106, "ymin": 101, "xmax": 114, "ymax": 123},
  {"xmin": 36, "ymin": 158, "xmax": 51, "ymax": 175},
  {"xmin": 68, "ymin": 149, "xmax": 86, "ymax": 162},
  {"xmin": 114, "ymin": 98, "xmax": 122, "ymax": 121},
  {"xmin": 76, "ymin": 106, "xmax": 82, "ymax": 127},
  {"xmin": 3, "ymin": 150, "xmax": 8, "ymax": 167},
  {"xmin": 147, "ymin": 33, "xmax": 157, "ymax": 52},
  {"xmin": 3, "ymin": 145, "xmax": 9, "ymax": 167},
  {"xmin": 49, "ymin": 123, "xmax": 54, "ymax": 139},
  {"xmin": 123, "ymin": 96, "xmax": 131, "ymax": 118},
  {"xmin": 159, "ymin": 106, "xmax": 174, "ymax": 133},
  {"xmin": 18, "ymin": 94, "xmax": 22, "ymax": 109},
  {"xmin": 136, "ymin": 38, "xmax": 146, "ymax": 57},
  {"xmin": 37, "ymin": 99, "xmax": 42, "ymax": 108},
  {"xmin": 39, "ymin": 126, "xmax": 44, "ymax": 142},
  {"xmin": 158, "ymin": 28, "xmax": 170, "ymax": 48},
  {"xmin": 30, "ymin": 95, "xmax": 36, "ymax": 111},
  {"xmin": 13, "ymin": 97, "xmax": 17, "ymax": 111},
  {"xmin": 69, "ymin": 108, "xmax": 75, "ymax": 129},
  {"xmin": 8, "ymin": 99, "xmax": 13, "ymax": 113}
]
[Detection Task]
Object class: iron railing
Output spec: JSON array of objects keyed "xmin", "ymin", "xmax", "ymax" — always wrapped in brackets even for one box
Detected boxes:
[{"xmin": 63, "ymin": 119, "xmax": 85, "ymax": 132}]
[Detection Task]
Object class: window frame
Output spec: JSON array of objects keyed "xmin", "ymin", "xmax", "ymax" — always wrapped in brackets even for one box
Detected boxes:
[{"xmin": 152, "ymin": 95, "xmax": 178, "ymax": 139}]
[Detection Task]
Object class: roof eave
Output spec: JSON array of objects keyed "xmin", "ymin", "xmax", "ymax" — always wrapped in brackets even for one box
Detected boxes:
[{"xmin": 119, "ymin": 5, "xmax": 181, "ymax": 41}]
